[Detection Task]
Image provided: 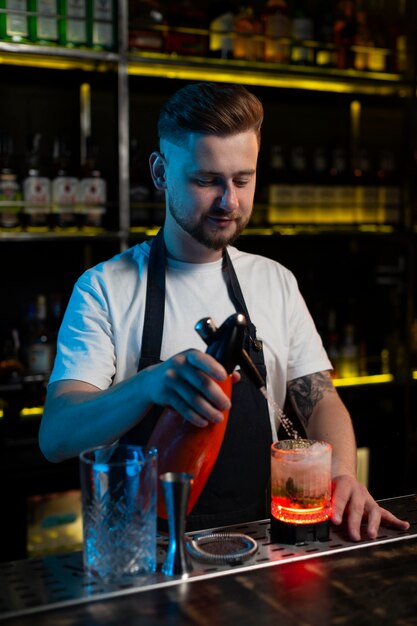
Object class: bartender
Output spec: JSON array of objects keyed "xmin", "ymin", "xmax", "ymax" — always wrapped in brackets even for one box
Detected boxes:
[{"xmin": 39, "ymin": 82, "xmax": 409, "ymax": 539}]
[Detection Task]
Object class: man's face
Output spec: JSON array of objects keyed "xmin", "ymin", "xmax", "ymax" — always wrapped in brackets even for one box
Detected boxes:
[{"xmin": 160, "ymin": 130, "xmax": 259, "ymax": 252}]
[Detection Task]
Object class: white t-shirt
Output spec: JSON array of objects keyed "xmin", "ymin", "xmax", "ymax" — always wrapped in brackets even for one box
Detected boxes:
[{"xmin": 49, "ymin": 242, "xmax": 331, "ymax": 439}]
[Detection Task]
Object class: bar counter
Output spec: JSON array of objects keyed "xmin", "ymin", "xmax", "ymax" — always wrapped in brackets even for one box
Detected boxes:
[{"xmin": 1, "ymin": 495, "xmax": 417, "ymax": 625}]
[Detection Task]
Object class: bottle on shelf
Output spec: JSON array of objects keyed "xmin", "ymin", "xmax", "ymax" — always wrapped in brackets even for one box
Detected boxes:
[
  {"xmin": 314, "ymin": 0, "xmax": 336, "ymax": 69},
  {"xmin": 208, "ymin": 0, "xmax": 235, "ymax": 60},
  {"xmin": 233, "ymin": 4, "xmax": 263, "ymax": 62},
  {"xmin": 376, "ymin": 148, "xmax": 401, "ymax": 224},
  {"xmin": 58, "ymin": 0, "xmax": 88, "ymax": 47},
  {"xmin": 325, "ymin": 309, "xmax": 340, "ymax": 379},
  {"xmin": 338, "ymin": 323, "xmax": 359, "ymax": 378},
  {"xmin": 128, "ymin": 0, "xmax": 167, "ymax": 53},
  {"xmin": 352, "ymin": 147, "xmax": 378, "ymax": 223},
  {"xmin": 261, "ymin": 0, "xmax": 291, "ymax": 64},
  {"xmin": 289, "ymin": 144, "xmax": 312, "ymax": 222},
  {"xmin": 311, "ymin": 145, "xmax": 331, "ymax": 222},
  {"xmin": 26, "ymin": 294, "xmax": 54, "ymax": 377},
  {"xmin": 353, "ymin": 2, "xmax": 371, "ymax": 72},
  {"xmin": 0, "ymin": 0, "xmax": 30, "ymax": 42},
  {"xmin": 267, "ymin": 143, "xmax": 294, "ymax": 224},
  {"xmin": 290, "ymin": 0, "xmax": 315, "ymax": 66},
  {"xmin": 50, "ymin": 135, "xmax": 79, "ymax": 230},
  {"xmin": 329, "ymin": 146, "xmax": 353, "ymax": 223},
  {"xmin": 129, "ymin": 136, "xmax": 152, "ymax": 227},
  {"xmin": 22, "ymin": 133, "xmax": 51, "ymax": 232},
  {"xmin": 0, "ymin": 326, "xmax": 24, "ymax": 383},
  {"xmin": 78, "ymin": 137, "xmax": 107, "ymax": 230},
  {"xmin": 165, "ymin": 0, "xmax": 208, "ymax": 57},
  {"xmin": 333, "ymin": 0, "xmax": 356, "ymax": 70},
  {"xmin": 88, "ymin": 0, "xmax": 116, "ymax": 51},
  {"xmin": 28, "ymin": 0, "xmax": 60, "ymax": 45},
  {"xmin": 0, "ymin": 131, "xmax": 22, "ymax": 230}
]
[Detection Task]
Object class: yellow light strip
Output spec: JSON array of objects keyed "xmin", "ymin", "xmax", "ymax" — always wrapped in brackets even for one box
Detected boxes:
[
  {"xmin": 333, "ymin": 374, "xmax": 393, "ymax": 387},
  {"xmin": 412, "ymin": 371, "xmax": 417, "ymax": 380},
  {"xmin": 20, "ymin": 407, "xmax": 44, "ymax": 418},
  {"xmin": 0, "ymin": 52, "xmax": 116, "ymax": 71},
  {"xmin": 127, "ymin": 54, "xmax": 410, "ymax": 96}
]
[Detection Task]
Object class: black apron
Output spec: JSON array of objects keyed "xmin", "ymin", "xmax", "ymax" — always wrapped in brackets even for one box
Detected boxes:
[{"xmin": 121, "ymin": 229, "xmax": 272, "ymax": 531}]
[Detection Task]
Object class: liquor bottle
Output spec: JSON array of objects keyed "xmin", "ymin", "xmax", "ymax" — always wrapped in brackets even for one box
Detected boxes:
[
  {"xmin": 376, "ymin": 148, "xmax": 401, "ymax": 224},
  {"xmin": 128, "ymin": 0, "xmax": 166, "ymax": 53},
  {"xmin": 28, "ymin": 0, "xmax": 59, "ymax": 45},
  {"xmin": 26, "ymin": 294, "xmax": 54, "ymax": 376},
  {"xmin": 261, "ymin": 0, "xmax": 291, "ymax": 64},
  {"xmin": 290, "ymin": 0, "xmax": 314, "ymax": 66},
  {"xmin": 0, "ymin": 131, "xmax": 22, "ymax": 230},
  {"xmin": 338, "ymin": 323, "xmax": 359, "ymax": 378},
  {"xmin": 267, "ymin": 144, "xmax": 294, "ymax": 224},
  {"xmin": 352, "ymin": 148, "xmax": 378, "ymax": 223},
  {"xmin": 329, "ymin": 146, "xmax": 352, "ymax": 222},
  {"xmin": 0, "ymin": 0, "xmax": 30, "ymax": 42},
  {"xmin": 314, "ymin": 0, "xmax": 336, "ymax": 69},
  {"xmin": 166, "ymin": 0, "xmax": 208, "ymax": 57},
  {"xmin": 88, "ymin": 0, "xmax": 115, "ymax": 50},
  {"xmin": 326, "ymin": 309, "xmax": 340, "ymax": 379},
  {"xmin": 311, "ymin": 146, "xmax": 331, "ymax": 222},
  {"xmin": 333, "ymin": 0, "xmax": 355, "ymax": 70},
  {"xmin": 58, "ymin": 0, "xmax": 88, "ymax": 47},
  {"xmin": 0, "ymin": 326, "xmax": 24, "ymax": 383},
  {"xmin": 233, "ymin": 4, "xmax": 263, "ymax": 62},
  {"xmin": 22, "ymin": 133, "xmax": 51, "ymax": 231},
  {"xmin": 353, "ymin": 2, "xmax": 370, "ymax": 72},
  {"xmin": 208, "ymin": 0, "xmax": 235, "ymax": 59},
  {"xmin": 50, "ymin": 135, "xmax": 79, "ymax": 229},
  {"xmin": 365, "ymin": 0, "xmax": 387, "ymax": 73},
  {"xmin": 78, "ymin": 138, "xmax": 107, "ymax": 230},
  {"xmin": 129, "ymin": 136, "xmax": 152, "ymax": 227},
  {"xmin": 289, "ymin": 144, "xmax": 312, "ymax": 222}
]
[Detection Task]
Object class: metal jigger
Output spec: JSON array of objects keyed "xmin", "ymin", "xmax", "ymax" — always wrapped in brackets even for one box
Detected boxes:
[{"xmin": 160, "ymin": 472, "xmax": 193, "ymax": 577}]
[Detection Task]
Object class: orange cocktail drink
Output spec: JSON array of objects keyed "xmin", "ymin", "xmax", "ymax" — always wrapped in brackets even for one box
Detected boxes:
[{"xmin": 271, "ymin": 440, "xmax": 332, "ymax": 525}]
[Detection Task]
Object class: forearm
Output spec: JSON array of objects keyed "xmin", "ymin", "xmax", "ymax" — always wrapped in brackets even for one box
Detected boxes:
[
  {"xmin": 287, "ymin": 370, "xmax": 357, "ymax": 480},
  {"xmin": 40, "ymin": 370, "xmax": 155, "ymax": 463},
  {"xmin": 306, "ymin": 393, "xmax": 357, "ymax": 479}
]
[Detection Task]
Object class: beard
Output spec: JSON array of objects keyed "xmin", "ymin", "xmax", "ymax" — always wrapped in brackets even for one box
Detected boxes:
[{"xmin": 167, "ymin": 200, "xmax": 249, "ymax": 250}]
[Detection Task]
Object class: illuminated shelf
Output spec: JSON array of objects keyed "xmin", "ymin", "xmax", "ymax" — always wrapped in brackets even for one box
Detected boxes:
[
  {"xmin": 0, "ymin": 41, "xmax": 118, "ymax": 72},
  {"xmin": 128, "ymin": 51, "xmax": 412, "ymax": 97},
  {"xmin": 333, "ymin": 374, "xmax": 394, "ymax": 387},
  {"xmin": 0, "ymin": 230, "xmax": 123, "ymax": 242}
]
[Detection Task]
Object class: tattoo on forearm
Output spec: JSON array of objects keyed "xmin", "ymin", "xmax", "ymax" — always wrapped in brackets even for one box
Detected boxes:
[{"xmin": 287, "ymin": 371, "xmax": 334, "ymax": 428}]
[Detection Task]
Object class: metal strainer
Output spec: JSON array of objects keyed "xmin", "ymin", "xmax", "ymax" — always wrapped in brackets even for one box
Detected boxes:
[{"xmin": 186, "ymin": 532, "xmax": 258, "ymax": 565}]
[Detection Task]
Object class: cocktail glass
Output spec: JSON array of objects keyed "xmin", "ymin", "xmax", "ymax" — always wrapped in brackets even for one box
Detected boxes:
[{"xmin": 271, "ymin": 439, "xmax": 332, "ymax": 525}]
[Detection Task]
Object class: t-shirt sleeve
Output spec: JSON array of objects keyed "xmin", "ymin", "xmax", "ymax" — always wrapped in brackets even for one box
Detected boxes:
[
  {"xmin": 48, "ymin": 274, "xmax": 116, "ymax": 390},
  {"xmin": 286, "ymin": 272, "xmax": 332, "ymax": 381}
]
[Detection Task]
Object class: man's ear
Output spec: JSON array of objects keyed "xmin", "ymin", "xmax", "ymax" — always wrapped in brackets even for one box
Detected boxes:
[{"xmin": 149, "ymin": 152, "xmax": 167, "ymax": 190}]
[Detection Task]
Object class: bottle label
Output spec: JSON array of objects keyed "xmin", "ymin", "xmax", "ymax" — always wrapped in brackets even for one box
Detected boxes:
[
  {"xmin": 52, "ymin": 176, "xmax": 79, "ymax": 208},
  {"xmin": 0, "ymin": 174, "xmax": 21, "ymax": 227},
  {"xmin": 37, "ymin": 0, "xmax": 58, "ymax": 40},
  {"xmin": 78, "ymin": 177, "xmax": 106, "ymax": 207},
  {"xmin": 92, "ymin": 0, "xmax": 113, "ymax": 48},
  {"xmin": 23, "ymin": 177, "xmax": 51, "ymax": 208},
  {"xmin": 6, "ymin": 0, "xmax": 28, "ymax": 37}
]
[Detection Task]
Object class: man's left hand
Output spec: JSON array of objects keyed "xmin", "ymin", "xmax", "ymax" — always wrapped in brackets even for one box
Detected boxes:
[{"xmin": 331, "ymin": 474, "xmax": 410, "ymax": 541}]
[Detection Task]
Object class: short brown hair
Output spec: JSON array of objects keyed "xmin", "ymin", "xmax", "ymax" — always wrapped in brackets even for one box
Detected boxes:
[{"xmin": 158, "ymin": 82, "xmax": 264, "ymax": 146}]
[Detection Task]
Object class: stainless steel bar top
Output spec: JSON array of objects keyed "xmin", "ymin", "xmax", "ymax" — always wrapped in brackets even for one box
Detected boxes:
[{"xmin": 1, "ymin": 494, "xmax": 416, "ymax": 621}]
